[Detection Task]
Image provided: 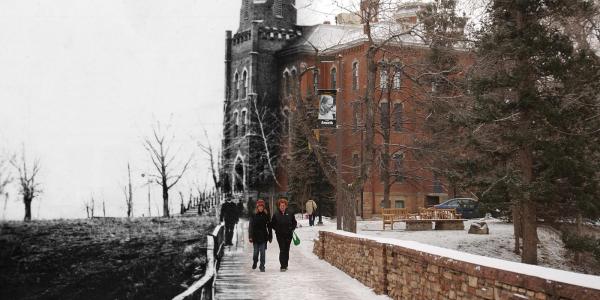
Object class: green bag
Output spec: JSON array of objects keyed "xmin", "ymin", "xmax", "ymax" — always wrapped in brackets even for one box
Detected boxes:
[{"xmin": 292, "ymin": 232, "xmax": 300, "ymax": 246}]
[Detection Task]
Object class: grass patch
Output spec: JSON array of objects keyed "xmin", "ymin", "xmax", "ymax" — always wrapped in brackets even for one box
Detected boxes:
[{"xmin": 0, "ymin": 216, "xmax": 216, "ymax": 300}]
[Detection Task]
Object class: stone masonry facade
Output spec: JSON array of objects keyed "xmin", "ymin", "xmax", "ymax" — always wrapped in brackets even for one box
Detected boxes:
[{"xmin": 313, "ymin": 231, "xmax": 600, "ymax": 300}]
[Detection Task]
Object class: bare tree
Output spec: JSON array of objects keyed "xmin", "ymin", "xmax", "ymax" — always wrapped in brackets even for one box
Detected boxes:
[
  {"xmin": 285, "ymin": 0, "xmax": 419, "ymax": 232},
  {"xmin": 198, "ymin": 129, "xmax": 222, "ymax": 202},
  {"xmin": 10, "ymin": 149, "xmax": 41, "ymax": 222},
  {"xmin": 144, "ymin": 121, "xmax": 192, "ymax": 217},
  {"xmin": 0, "ymin": 152, "xmax": 12, "ymax": 197},
  {"xmin": 0, "ymin": 152, "xmax": 13, "ymax": 219},
  {"xmin": 123, "ymin": 163, "xmax": 134, "ymax": 218}
]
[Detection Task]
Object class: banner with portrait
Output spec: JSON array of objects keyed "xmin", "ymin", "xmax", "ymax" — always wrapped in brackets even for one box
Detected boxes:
[{"xmin": 317, "ymin": 89, "xmax": 337, "ymax": 128}]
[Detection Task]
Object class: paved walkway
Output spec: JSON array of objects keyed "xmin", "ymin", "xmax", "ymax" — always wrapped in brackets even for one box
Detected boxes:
[{"xmin": 214, "ymin": 220, "xmax": 390, "ymax": 300}]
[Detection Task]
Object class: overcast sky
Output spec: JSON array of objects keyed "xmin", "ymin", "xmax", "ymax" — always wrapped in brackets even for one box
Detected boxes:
[{"xmin": 0, "ymin": 0, "xmax": 343, "ymax": 220}]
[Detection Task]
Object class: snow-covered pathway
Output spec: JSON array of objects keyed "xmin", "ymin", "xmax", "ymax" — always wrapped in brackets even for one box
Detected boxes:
[{"xmin": 214, "ymin": 219, "xmax": 390, "ymax": 300}]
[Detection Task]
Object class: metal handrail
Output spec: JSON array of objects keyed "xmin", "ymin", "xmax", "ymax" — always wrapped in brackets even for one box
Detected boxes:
[{"xmin": 173, "ymin": 224, "xmax": 225, "ymax": 300}]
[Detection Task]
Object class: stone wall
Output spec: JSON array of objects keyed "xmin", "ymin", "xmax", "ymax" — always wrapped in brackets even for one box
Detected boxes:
[{"xmin": 313, "ymin": 231, "xmax": 600, "ymax": 300}]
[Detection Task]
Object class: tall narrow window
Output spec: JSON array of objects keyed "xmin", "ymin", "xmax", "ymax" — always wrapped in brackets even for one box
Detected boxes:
[
  {"xmin": 233, "ymin": 112, "xmax": 239, "ymax": 137},
  {"xmin": 352, "ymin": 101, "xmax": 361, "ymax": 132},
  {"xmin": 330, "ymin": 67, "xmax": 337, "ymax": 90},
  {"xmin": 242, "ymin": 70, "xmax": 248, "ymax": 98},
  {"xmin": 241, "ymin": 110, "xmax": 247, "ymax": 136},
  {"xmin": 380, "ymin": 101, "xmax": 389, "ymax": 129},
  {"xmin": 291, "ymin": 69, "xmax": 297, "ymax": 94},
  {"xmin": 233, "ymin": 72, "xmax": 239, "ymax": 100},
  {"xmin": 393, "ymin": 102, "xmax": 403, "ymax": 132},
  {"xmin": 352, "ymin": 62, "xmax": 359, "ymax": 90},
  {"xmin": 273, "ymin": 0, "xmax": 283, "ymax": 17},
  {"xmin": 313, "ymin": 69, "xmax": 319, "ymax": 93},
  {"xmin": 380, "ymin": 69, "xmax": 388, "ymax": 89},
  {"xmin": 392, "ymin": 151, "xmax": 404, "ymax": 181},
  {"xmin": 283, "ymin": 72, "xmax": 290, "ymax": 96},
  {"xmin": 433, "ymin": 175, "xmax": 443, "ymax": 193},
  {"xmin": 243, "ymin": 0, "xmax": 249, "ymax": 20},
  {"xmin": 352, "ymin": 153, "xmax": 360, "ymax": 178},
  {"xmin": 393, "ymin": 68, "xmax": 402, "ymax": 90}
]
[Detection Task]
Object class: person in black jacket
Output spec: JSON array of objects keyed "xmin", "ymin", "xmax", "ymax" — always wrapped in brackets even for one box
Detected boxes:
[
  {"xmin": 269, "ymin": 198, "xmax": 297, "ymax": 271},
  {"xmin": 220, "ymin": 197, "xmax": 239, "ymax": 246},
  {"xmin": 248, "ymin": 199, "xmax": 272, "ymax": 272}
]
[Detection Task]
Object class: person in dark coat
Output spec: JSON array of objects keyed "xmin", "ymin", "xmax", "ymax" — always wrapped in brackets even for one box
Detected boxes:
[
  {"xmin": 269, "ymin": 198, "xmax": 297, "ymax": 271},
  {"xmin": 220, "ymin": 197, "xmax": 239, "ymax": 246},
  {"xmin": 248, "ymin": 199, "xmax": 272, "ymax": 272}
]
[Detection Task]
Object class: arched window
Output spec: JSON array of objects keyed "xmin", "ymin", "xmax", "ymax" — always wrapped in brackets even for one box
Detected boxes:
[
  {"xmin": 233, "ymin": 72, "xmax": 239, "ymax": 100},
  {"xmin": 352, "ymin": 62, "xmax": 359, "ymax": 90},
  {"xmin": 233, "ymin": 111, "xmax": 239, "ymax": 137},
  {"xmin": 242, "ymin": 70, "xmax": 248, "ymax": 98},
  {"xmin": 291, "ymin": 69, "xmax": 297, "ymax": 94},
  {"xmin": 380, "ymin": 69, "xmax": 388, "ymax": 89},
  {"xmin": 330, "ymin": 67, "xmax": 337, "ymax": 90},
  {"xmin": 273, "ymin": 0, "xmax": 283, "ymax": 17},
  {"xmin": 393, "ymin": 68, "xmax": 402, "ymax": 90},
  {"xmin": 241, "ymin": 110, "xmax": 247, "ymax": 136},
  {"xmin": 283, "ymin": 71, "xmax": 291, "ymax": 96}
]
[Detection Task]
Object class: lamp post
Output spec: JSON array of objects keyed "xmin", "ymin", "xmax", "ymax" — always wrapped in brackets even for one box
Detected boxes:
[
  {"xmin": 317, "ymin": 197, "xmax": 323, "ymax": 225},
  {"xmin": 141, "ymin": 173, "xmax": 152, "ymax": 217}
]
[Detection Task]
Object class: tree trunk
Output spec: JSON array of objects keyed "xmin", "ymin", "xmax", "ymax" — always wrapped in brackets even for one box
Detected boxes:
[
  {"xmin": 512, "ymin": 201, "xmax": 522, "ymax": 255},
  {"xmin": 342, "ymin": 189, "xmax": 357, "ymax": 232},
  {"xmin": 162, "ymin": 182, "xmax": 169, "ymax": 217},
  {"xmin": 24, "ymin": 198, "xmax": 32, "ymax": 222},
  {"xmin": 521, "ymin": 198, "xmax": 538, "ymax": 264},
  {"xmin": 575, "ymin": 213, "xmax": 583, "ymax": 264}
]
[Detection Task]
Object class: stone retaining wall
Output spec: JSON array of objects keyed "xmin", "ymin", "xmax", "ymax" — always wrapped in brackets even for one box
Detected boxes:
[{"xmin": 313, "ymin": 231, "xmax": 600, "ymax": 300}]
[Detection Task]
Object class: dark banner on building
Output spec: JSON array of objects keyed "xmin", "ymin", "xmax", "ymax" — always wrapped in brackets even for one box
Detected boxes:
[{"xmin": 317, "ymin": 89, "xmax": 337, "ymax": 128}]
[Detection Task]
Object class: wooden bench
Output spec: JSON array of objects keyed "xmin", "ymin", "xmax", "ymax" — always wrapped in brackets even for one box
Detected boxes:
[
  {"xmin": 417, "ymin": 208, "xmax": 465, "ymax": 230},
  {"xmin": 382, "ymin": 208, "xmax": 410, "ymax": 230},
  {"xmin": 381, "ymin": 207, "xmax": 465, "ymax": 231}
]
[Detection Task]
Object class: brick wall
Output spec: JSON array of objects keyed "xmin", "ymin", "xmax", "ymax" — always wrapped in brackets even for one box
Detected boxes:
[{"xmin": 313, "ymin": 231, "xmax": 600, "ymax": 300}]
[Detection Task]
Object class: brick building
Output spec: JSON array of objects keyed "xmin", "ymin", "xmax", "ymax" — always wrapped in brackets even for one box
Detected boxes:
[{"xmin": 221, "ymin": 0, "xmax": 452, "ymax": 217}]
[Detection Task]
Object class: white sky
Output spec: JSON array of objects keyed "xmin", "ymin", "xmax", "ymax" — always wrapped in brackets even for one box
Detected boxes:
[{"xmin": 0, "ymin": 0, "xmax": 342, "ymax": 220}]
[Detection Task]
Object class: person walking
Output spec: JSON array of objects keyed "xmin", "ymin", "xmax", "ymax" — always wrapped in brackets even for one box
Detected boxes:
[
  {"xmin": 248, "ymin": 199, "xmax": 272, "ymax": 272},
  {"xmin": 305, "ymin": 199, "xmax": 318, "ymax": 226},
  {"xmin": 269, "ymin": 198, "xmax": 297, "ymax": 272},
  {"xmin": 220, "ymin": 197, "xmax": 239, "ymax": 246}
]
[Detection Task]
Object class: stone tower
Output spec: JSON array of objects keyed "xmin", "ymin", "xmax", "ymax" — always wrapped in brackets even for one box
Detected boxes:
[{"xmin": 221, "ymin": 0, "xmax": 300, "ymax": 201}]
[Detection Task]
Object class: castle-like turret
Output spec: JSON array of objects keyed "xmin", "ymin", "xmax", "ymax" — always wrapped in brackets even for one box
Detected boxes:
[{"xmin": 238, "ymin": 0, "xmax": 297, "ymax": 32}]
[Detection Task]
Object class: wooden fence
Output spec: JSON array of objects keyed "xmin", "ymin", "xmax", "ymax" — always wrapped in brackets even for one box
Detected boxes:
[{"xmin": 172, "ymin": 224, "xmax": 225, "ymax": 300}]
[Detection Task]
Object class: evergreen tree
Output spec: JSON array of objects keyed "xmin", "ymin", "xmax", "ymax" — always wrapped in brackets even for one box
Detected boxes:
[{"xmin": 465, "ymin": 0, "xmax": 600, "ymax": 264}]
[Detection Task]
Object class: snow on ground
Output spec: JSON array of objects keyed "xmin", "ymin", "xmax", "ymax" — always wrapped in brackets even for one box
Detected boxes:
[
  {"xmin": 297, "ymin": 216, "xmax": 590, "ymax": 273},
  {"xmin": 355, "ymin": 217, "xmax": 574, "ymax": 272},
  {"xmin": 230, "ymin": 219, "xmax": 391, "ymax": 300},
  {"xmin": 295, "ymin": 216, "xmax": 600, "ymax": 290}
]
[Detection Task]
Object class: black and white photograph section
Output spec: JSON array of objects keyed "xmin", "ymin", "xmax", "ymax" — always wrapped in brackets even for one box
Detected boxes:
[{"xmin": 318, "ymin": 91, "xmax": 336, "ymax": 128}]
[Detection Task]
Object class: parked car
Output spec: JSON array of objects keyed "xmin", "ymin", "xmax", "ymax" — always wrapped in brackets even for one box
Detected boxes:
[{"xmin": 434, "ymin": 198, "xmax": 481, "ymax": 219}]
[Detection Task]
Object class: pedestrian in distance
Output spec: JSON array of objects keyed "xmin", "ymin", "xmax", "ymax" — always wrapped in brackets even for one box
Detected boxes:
[
  {"xmin": 305, "ymin": 199, "xmax": 318, "ymax": 226},
  {"xmin": 236, "ymin": 200, "xmax": 244, "ymax": 218},
  {"xmin": 269, "ymin": 198, "xmax": 297, "ymax": 272},
  {"xmin": 220, "ymin": 197, "xmax": 239, "ymax": 246},
  {"xmin": 248, "ymin": 199, "xmax": 272, "ymax": 272}
]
